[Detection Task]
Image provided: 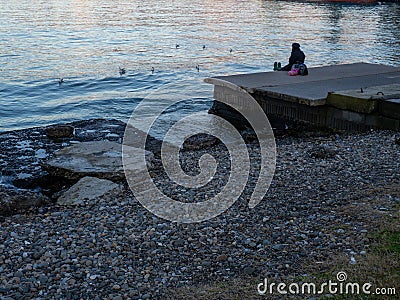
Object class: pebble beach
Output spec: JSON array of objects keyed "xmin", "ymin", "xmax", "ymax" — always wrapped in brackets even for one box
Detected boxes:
[
  {"xmin": 0, "ymin": 119, "xmax": 399, "ymax": 299},
  {"xmin": 2, "ymin": 0, "xmax": 400, "ymax": 298}
]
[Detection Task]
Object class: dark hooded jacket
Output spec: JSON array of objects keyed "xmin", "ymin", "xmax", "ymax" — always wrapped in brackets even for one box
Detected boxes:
[{"xmin": 281, "ymin": 43, "xmax": 305, "ymax": 71}]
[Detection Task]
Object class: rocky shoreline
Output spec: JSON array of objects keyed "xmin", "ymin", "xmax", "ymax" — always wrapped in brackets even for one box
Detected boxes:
[
  {"xmin": 0, "ymin": 119, "xmax": 399, "ymax": 299},
  {"xmin": 0, "ymin": 119, "xmax": 125, "ymax": 215}
]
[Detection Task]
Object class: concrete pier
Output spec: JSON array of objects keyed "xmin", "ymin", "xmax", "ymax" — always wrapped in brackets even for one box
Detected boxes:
[{"xmin": 205, "ymin": 63, "xmax": 400, "ymax": 131}]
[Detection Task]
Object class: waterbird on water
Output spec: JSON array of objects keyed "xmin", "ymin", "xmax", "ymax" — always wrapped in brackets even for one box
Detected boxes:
[
  {"xmin": 151, "ymin": 67, "xmax": 155, "ymax": 74},
  {"xmin": 230, "ymin": 48, "xmax": 233, "ymax": 53},
  {"xmin": 58, "ymin": 78, "xmax": 64, "ymax": 85},
  {"xmin": 196, "ymin": 65, "xmax": 200, "ymax": 72},
  {"xmin": 176, "ymin": 44, "xmax": 180, "ymax": 49},
  {"xmin": 203, "ymin": 45, "xmax": 206, "ymax": 50},
  {"xmin": 119, "ymin": 67, "xmax": 126, "ymax": 75}
]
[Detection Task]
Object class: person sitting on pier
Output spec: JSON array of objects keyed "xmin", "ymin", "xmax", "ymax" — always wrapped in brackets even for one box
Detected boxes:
[{"xmin": 279, "ymin": 42, "xmax": 306, "ymax": 71}]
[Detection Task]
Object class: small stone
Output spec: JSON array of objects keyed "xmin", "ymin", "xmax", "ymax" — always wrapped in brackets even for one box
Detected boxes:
[
  {"xmin": 216, "ymin": 255, "xmax": 227, "ymax": 262},
  {"xmin": 174, "ymin": 239, "xmax": 185, "ymax": 247},
  {"xmin": 272, "ymin": 244, "xmax": 286, "ymax": 251},
  {"xmin": 85, "ymin": 260, "xmax": 93, "ymax": 267},
  {"xmin": 243, "ymin": 266, "xmax": 256, "ymax": 275},
  {"xmin": 201, "ymin": 260, "xmax": 211, "ymax": 267},
  {"xmin": 39, "ymin": 274, "xmax": 48, "ymax": 284},
  {"xmin": 32, "ymin": 251, "xmax": 42, "ymax": 260}
]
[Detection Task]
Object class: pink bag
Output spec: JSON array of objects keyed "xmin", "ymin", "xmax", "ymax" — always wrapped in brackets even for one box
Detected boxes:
[{"xmin": 288, "ymin": 68, "xmax": 299, "ymax": 76}]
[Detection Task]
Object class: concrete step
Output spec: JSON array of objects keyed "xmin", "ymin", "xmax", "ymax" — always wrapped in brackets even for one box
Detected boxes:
[
  {"xmin": 326, "ymin": 83, "xmax": 400, "ymax": 113},
  {"xmin": 380, "ymin": 98, "xmax": 400, "ymax": 119}
]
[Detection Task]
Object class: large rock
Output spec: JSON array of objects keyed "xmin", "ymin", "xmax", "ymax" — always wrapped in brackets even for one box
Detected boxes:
[
  {"xmin": 57, "ymin": 176, "xmax": 119, "ymax": 206},
  {"xmin": 44, "ymin": 140, "xmax": 154, "ymax": 181},
  {"xmin": 45, "ymin": 124, "xmax": 74, "ymax": 139},
  {"xmin": 182, "ymin": 133, "xmax": 220, "ymax": 151},
  {"xmin": 0, "ymin": 186, "xmax": 50, "ymax": 216},
  {"xmin": 308, "ymin": 144, "xmax": 338, "ymax": 159}
]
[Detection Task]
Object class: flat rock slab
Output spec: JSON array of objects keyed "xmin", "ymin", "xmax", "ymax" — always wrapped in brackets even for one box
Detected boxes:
[
  {"xmin": 44, "ymin": 140, "xmax": 154, "ymax": 181},
  {"xmin": 57, "ymin": 176, "xmax": 119, "ymax": 206}
]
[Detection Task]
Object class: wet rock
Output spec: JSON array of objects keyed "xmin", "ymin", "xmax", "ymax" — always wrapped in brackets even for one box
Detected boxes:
[
  {"xmin": 0, "ymin": 186, "xmax": 50, "ymax": 216},
  {"xmin": 57, "ymin": 176, "xmax": 119, "ymax": 206},
  {"xmin": 241, "ymin": 128, "xmax": 258, "ymax": 143},
  {"xmin": 182, "ymin": 133, "xmax": 219, "ymax": 151},
  {"xmin": 12, "ymin": 172, "xmax": 48, "ymax": 190},
  {"xmin": 45, "ymin": 125, "xmax": 74, "ymax": 139}
]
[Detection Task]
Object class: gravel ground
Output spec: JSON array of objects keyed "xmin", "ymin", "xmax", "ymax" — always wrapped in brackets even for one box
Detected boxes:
[{"xmin": 0, "ymin": 121, "xmax": 399, "ymax": 299}]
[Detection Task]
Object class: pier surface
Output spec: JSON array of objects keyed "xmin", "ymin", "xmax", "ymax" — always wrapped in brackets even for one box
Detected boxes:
[{"xmin": 205, "ymin": 63, "xmax": 400, "ymax": 131}]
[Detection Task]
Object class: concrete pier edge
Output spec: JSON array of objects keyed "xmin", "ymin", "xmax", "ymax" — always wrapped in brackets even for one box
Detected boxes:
[{"xmin": 205, "ymin": 63, "xmax": 400, "ymax": 131}]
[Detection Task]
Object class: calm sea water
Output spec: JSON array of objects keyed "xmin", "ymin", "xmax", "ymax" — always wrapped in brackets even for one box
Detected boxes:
[{"xmin": 1, "ymin": 0, "xmax": 399, "ymax": 132}]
